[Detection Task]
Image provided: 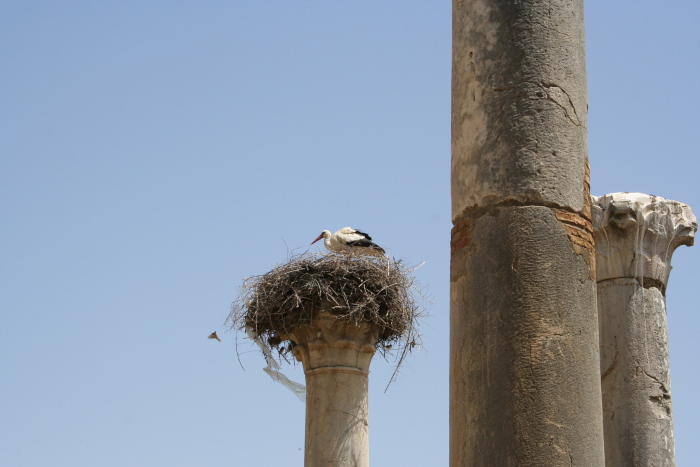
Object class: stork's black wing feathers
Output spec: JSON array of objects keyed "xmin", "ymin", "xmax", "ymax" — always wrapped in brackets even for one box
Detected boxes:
[
  {"xmin": 346, "ymin": 239, "xmax": 385, "ymax": 254},
  {"xmin": 352, "ymin": 229, "xmax": 372, "ymax": 240}
]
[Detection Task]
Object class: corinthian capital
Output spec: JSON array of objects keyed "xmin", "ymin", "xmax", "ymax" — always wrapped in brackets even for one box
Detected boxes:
[
  {"xmin": 592, "ymin": 193, "xmax": 697, "ymax": 288},
  {"xmin": 290, "ymin": 310, "xmax": 378, "ymax": 374}
]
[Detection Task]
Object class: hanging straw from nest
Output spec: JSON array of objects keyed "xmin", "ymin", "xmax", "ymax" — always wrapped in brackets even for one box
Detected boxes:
[{"xmin": 228, "ymin": 252, "xmax": 424, "ymax": 382}]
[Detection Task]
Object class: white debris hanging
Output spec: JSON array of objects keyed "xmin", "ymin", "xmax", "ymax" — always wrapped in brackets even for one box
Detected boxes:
[{"xmin": 246, "ymin": 327, "xmax": 306, "ymax": 402}]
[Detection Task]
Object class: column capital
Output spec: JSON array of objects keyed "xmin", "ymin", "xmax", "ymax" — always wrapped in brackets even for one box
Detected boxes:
[
  {"xmin": 290, "ymin": 311, "xmax": 378, "ymax": 374},
  {"xmin": 592, "ymin": 193, "xmax": 697, "ymax": 287}
]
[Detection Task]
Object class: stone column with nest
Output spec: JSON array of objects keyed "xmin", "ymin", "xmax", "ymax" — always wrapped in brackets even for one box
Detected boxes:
[
  {"xmin": 450, "ymin": 0, "xmax": 605, "ymax": 465},
  {"xmin": 291, "ymin": 309, "xmax": 376, "ymax": 467},
  {"xmin": 593, "ymin": 193, "xmax": 697, "ymax": 467},
  {"xmin": 230, "ymin": 253, "xmax": 420, "ymax": 467}
]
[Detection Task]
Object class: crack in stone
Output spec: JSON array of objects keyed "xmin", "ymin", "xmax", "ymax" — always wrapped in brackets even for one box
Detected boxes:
[
  {"xmin": 595, "ymin": 277, "xmax": 667, "ymax": 296},
  {"xmin": 641, "ymin": 368, "xmax": 672, "ymax": 416},
  {"xmin": 453, "ymin": 198, "xmax": 586, "ymax": 225},
  {"xmin": 452, "ymin": 200, "xmax": 593, "ymax": 260},
  {"xmin": 642, "ymin": 369, "xmax": 669, "ymax": 395},
  {"xmin": 332, "ymin": 409, "xmax": 367, "ymax": 426},
  {"xmin": 601, "ymin": 349, "xmax": 618, "ymax": 381},
  {"xmin": 541, "ymin": 82, "xmax": 583, "ymax": 127},
  {"xmin": 491, "ymin": 80, "xmax": 585, "ymax": 128}
]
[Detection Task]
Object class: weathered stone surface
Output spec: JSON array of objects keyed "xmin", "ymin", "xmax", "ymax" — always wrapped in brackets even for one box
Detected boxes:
[
  {"xmin": 450, "ymin": 206, "xmax": 603, "ymax": 466},
  {"xmin": 451, "ymin": 0, "xmax": 603, "ymax": 465},
  {"xmin": 598, "ymin": 281, "xmax": 674, "ymax": 467},
  {"xmin": 452, "ymin": 0, "xmax": 589, "ymax": 219},
  {"xmin": 291, "ymin": 312, "xmax": 377, "ymax": 467},
  {"xmin": 593, "ymin": 193, "xmax": 697, "ymax": 467}
]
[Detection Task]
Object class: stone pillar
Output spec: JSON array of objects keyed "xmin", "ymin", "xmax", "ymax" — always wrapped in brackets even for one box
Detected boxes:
[
  {"xmin": 291, "ymin": 311, "xmax": 377, "ymax": 467},
  {"xmin": 451, "ymin": 1, "xmax": 605, "ymax": 465},
  {"xmin": 592, "ymin": 193, "xmax": 697, "ymax": 467}
]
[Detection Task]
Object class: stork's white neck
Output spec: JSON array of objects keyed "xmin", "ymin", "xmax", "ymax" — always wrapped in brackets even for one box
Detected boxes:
[{"xmin": 322, "ymin": 230, "xmax": 332, "ymax": 249}]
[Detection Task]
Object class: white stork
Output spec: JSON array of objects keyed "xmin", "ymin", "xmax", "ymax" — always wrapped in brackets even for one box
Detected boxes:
[{"xmin": 311, "ymin": 227, "xmax": 385, "ymax": 256}]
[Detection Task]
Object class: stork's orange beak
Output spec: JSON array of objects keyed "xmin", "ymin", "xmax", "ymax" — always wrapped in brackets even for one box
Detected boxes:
[{"xmin": 311, "ymin": 233, "xmax": 324, "ymax": 245}]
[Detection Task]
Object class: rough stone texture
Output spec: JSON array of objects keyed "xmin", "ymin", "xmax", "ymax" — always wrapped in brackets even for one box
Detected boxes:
[
  {"xmin": 597, "ymin": 281, "xmax": 674, "ymax": 467},
  {"xmin": 593, "ymin": 193, "xmax": 697, "ymax": 467},
  {"xmin": 452, "ymin": 0, "xmax": 589, "ymax": 220},
  {"xmin": 291, "ymin": 312, "xmax": 377, "ymax": 467},
  {"xmin": 451, "ymin": 0, "xmax": 604, "ymax": 465},
  {"xmin": 451, "ymin": 206, "xmax": 603, "ymax": 466}
]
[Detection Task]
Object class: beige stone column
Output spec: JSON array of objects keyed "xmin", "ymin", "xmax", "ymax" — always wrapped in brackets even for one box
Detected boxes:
[
  {"xmin": 291, "ymin": 311, "xmax": 377, "ymax": 467},
  {"xmin": 593, "ymin": 193, "xmax": 697, "ymax": 467},
  {"xmin": 451, "ymin": 0, "xmax": 605, "ymax": 465}
]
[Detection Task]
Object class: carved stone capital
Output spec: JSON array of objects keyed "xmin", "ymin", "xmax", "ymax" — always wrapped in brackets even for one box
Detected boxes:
[
  {"xmin": 592, "ymin": 193, "xmax": 697, "ymax": 287},
  {"xmin": 290, "ymin": 311, "xmax": 378, "ymax": 374}
]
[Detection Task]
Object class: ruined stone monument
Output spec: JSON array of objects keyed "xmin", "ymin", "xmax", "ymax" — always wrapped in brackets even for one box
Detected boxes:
[
  {"xmin": 231, "ymin": 4, "xmax": 699, "ymax": 466},
  {"xmin": 593, "ymin": 193, "xmax": 697, "ymax": 467},
  {"xmin": 450, "ymin": 0, "xmax": 605, "ymax": 464}
]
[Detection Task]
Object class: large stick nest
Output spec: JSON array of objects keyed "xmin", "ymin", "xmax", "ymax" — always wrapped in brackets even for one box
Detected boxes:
[{"xmin": 228, "ymin": 252, "xmax": 423, "ymax": 363}]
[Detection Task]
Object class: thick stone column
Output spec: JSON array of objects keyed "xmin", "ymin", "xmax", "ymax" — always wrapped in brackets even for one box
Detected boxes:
[
  {"xmin": 451, "ymin": 1, "xmax": 605, "ymax": 465},
  {"xmin": 592, "ymin": 193, "xmax": 697, "ymax": 467},
  {"xmin": 291, "ymin": 311, "xmax": 377, "ymax": 467}
]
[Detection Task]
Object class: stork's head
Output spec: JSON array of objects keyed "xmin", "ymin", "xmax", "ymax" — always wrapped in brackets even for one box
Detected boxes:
[{"xmin": 311, "ymin": 230, "xmax": 331, "ymax": 245}]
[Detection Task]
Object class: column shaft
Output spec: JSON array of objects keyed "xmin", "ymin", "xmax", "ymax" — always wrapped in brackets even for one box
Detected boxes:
[
  {"xmin": 598, "ymin": 280, "xmax": 673, "ymax": 467},
  {"xmin": 291, "ymin": 312, "xmax": 377, "ymax": 467},
  {"xmin": 304, "ymin": 368, "xmax": 369, "ymax": 467},
  {"xmin": 451, "ymin": 1, "xmax": 604, "ymax": 465},
  {"xmin": 593, "ymin": 192, "xmax": 697, "ymax": 467}
]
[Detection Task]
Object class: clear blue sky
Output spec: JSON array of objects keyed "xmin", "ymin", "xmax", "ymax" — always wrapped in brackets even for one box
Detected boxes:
[{"xmin": 1, "ymin": 2, "xmax": 698, "ymax": 466}]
